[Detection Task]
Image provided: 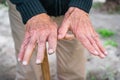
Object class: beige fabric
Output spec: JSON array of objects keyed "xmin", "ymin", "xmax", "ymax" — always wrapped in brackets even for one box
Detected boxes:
[{"xmin": 7, "ymin": 1, "xmax": 86, "ymax": 80}]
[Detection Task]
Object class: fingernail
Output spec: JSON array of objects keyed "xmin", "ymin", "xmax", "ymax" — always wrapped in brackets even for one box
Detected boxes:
[
  {"xmin": 48, "ymin": 49, "xmax": 54, "ymax": 55},
  {"xmin": 94, "ymin": 51, "xmax": 99, "ymax": 55},
  {"xmin": 104, "ymin": 51, "xmax": 108, "ymax": 55},
  {"xmin": 49, "ymin": 49, "xmax": 54, "ymax": 53},
  {"xmin": 36, "ymin": 59, "xmax": 42, "ymax": 64},
  {"xmin": 23, "ymin": 61, "xmax": 28, "ymax": 65},
  {"xmin": 18, "ymin": 58, "xmax": 21, "ymax": 62},
  {"xmin": 101, "ymin": 54, "xmax": 106, "ymax": 58}
]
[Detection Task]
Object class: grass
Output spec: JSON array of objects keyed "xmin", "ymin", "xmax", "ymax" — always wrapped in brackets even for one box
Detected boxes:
[
  {"xmin": 104, "ymin": 67, "xmax": 115, "ymax": 80},
  {"xmin": 0, "ymin": 0, "xmax": 7, "ymax": 5},
  {"xmin": 0, "ymin": 0, "xmax": 7, "ymax": 8},
  {"xmin": 0, "ymin": 4, "xmax": 8, "ymax": 9},
  {"xmin": 109, "ymin": 5, "xmax": 120, "ymax": 14},
  {"xmin": 115, "ymin": 6, "xmax": 120, "ymax": 14},
  {"xmin": 97, "ymin": 28, "xmax": 118, "ymax": 47},
  {"xmin": 0, "ymin": 0, "xmax": 8, "ymax": 9},
  {"xmin": 90, "ymin": 76, "xmax": 96, "ymax": 80},
  {"xmin": 97, "ymin": 28, "xmax": 115, "ymax": 38},
  {"xmin": 92, "ymin": 2, "xmax": 103, "ymax": 9},
  {"xmin": 104, "ymin": 40, "xmax": 118, "ymax": 47}
]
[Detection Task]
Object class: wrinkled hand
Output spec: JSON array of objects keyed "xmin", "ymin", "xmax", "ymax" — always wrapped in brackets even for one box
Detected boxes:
[
  {"xmin": 58, "ymin": 7, "xmax": 107, "ymax": 58},
  {"xmin": 18, "ymin": 13, "xmax": 57, "ymax": 65}
]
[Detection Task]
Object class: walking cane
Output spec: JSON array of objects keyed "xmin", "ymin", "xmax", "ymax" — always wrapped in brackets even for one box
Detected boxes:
[
  {"xmin": 41, "ymin": 34, "xmax": 74, "ymax": 80},
  {"xmin": 41, "ymin": 48, "xmax": 51, "ymax": 80}
]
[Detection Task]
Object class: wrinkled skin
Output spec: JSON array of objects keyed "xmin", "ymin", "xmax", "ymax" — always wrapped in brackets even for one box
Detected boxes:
[
  {"xmin": 18, "ymin": 7, "xmax": 107, "ymax": 65},
  {"xmin": 18, "ymin": 13, "xmax": 73, "ymax": 65},
  {"xmin": 58, "ymin": 7, "xmax": 107, "ymax": 58},
  {"xmin": 18, "ymin": 13, "xmax": 58, "ymax": 65}
]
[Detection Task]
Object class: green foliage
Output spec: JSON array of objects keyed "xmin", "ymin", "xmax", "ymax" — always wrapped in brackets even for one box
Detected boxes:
[
  {"xmin": 0, "ymin": 0, "xmax": 7, "ymax": 6},
  {"xmin": 108, "ymin": 5, "xmax": 120, "ymax": 14},
  {"xmin": 113, "ymin": 5, "xmax": 120, "ymax": 14},
  {"xmin": 0, "ymin": 4, "xmax": 7, "ymax": 9},
  {"xmin": 0, "ymin": 0, "xmax": 6, "ymax": 4},
  {"xmin": 92, "ymin": 2, "xmax": 103, "ymax": 9},
  {"xmin": 97, "ymin": 28, "xmax": 118, "ymax": 47},
  {"xmin": 104, "ymin": 40, "xmax": 118, "ymax": 47},
  {"xmin": 97, "ymin": 29, "xmax": 115, "ymax": 38},
  {"xmin": 90, "ymin": 76, "xmax": 96, "ymax": 80},
  {"xmin": 104, "ymin": 67, "xmax": 115, "ymax": 80},
  {"xmin": 116, "ymin": 5, "xmax": 120, "ymax": 13}
]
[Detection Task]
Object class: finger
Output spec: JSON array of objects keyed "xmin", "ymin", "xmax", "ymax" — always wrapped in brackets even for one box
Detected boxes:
[
  {"xmin": 77, "ymin": 35, "xmax": 99, "ymax": 56},
  {"xmin": 85, "ymin": 19, "xmax": 106, "ymax": 58},
  {"xmin": 58, "ymin": 19, "xmax": 70, "ymax": 39},
  {"xmin": 87, "ymin": 36, "xmax": 106, "ymax": 58},
  {"xmin": 64, "ymin": 33, "xmax": 75, "ymax": 40},
  {"xmin": 93, "ymin": 35, "xmax": 108, "ymax": 56},
  {"xmin": 36, "ymin": 35, "xmax": 47, "ymax": 64},
  {"xmin": 22, "ymin": 32, "xmax": 37, "ymax": 65},
  {"xmin": 18, "ymin": 32, "xmax": 30, "ymax": 62},
  {"xmin": 36, "ymin": 42, "xmax": 46, "ymax": 64},
  {"xmin": 48, "ymin": 32, "xmax": 57, "ymax": 55},
  {"xmin": 90, "ymin": 25, "xmax": 107, "ymax": 56},
  {"xmin": 90, "ymin": 25, "xmax": 107, "ymax": 57}
]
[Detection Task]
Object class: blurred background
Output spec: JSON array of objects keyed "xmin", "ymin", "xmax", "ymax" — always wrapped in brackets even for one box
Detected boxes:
[{"xmin": 0, "ymin": 0, "xmax": 120, "ymax": 80}]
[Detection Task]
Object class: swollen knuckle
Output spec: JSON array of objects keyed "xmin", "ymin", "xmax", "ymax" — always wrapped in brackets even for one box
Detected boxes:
[
  {"xmin": 52, "ymin": 35, "xmax": 57, "ymax": 39},
  {"xmin": 90, "ymin": 41, "xmax": 95, "ymax": 45},
  {"xmin": 38, "ymin": 43, "xmax": 45, "ymax": 48},
  {"xmin": 94, "ymin": 33, "xmax": 99, "ymax": 38},
  {"xmin": 39, "ymin": 40, "xmax": 45, "ymax": 44},
  {"xmin": 87, "ymin": 34, "xmax": 92, "ymax": 38},
  {"xmin": 79, "ymin": 37, "xmax": 86, "ymax": 42},
  {"xmin": 94, "ymin": 37, "xmax": 99, "ymax": 42},
  {"xmin": 78, "ymin": 34, "xmax": 84, "ymax": 38},
  {"xmin": 88, "ymin": 38, "xmax": 95, "ymax": 44},
  {"xmin": 38, "ymin": 44, "xmax": 45, "ymax": 48},
  {"xmin": 29, "ymin": 41, "xmax": 34, "ymax": 45},
  {"xmin": 51, "ymin": 26, "xmax": 57, "ymax": 31}
]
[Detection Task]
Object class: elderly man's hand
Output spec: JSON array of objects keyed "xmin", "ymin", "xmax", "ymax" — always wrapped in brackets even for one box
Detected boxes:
[
  {"xmin": 58, "ymin": 7, "xmax": 107, "ymax": 58},
  {"xmin": 18, "ymin": 13, "xmax": 57, "ymax": 65}
]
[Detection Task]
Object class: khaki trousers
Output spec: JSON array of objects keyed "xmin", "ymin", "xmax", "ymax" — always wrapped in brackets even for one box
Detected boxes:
[{"xmin": 7, "ymin": 1, "xmax": 86, "ymax": 80}]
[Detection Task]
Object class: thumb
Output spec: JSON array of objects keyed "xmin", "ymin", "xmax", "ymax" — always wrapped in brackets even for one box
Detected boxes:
[{"xmin": 58, "ymin": 20, "xmax": 70, "ymax": 39}]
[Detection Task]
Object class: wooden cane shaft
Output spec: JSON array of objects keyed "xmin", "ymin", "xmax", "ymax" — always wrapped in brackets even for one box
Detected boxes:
[{"xmin": 41, "ymin": 49, "xmax": 51, "ymax": 80}]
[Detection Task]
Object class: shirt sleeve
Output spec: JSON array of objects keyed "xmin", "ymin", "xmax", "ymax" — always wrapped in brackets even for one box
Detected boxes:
[
  {"xmin": 10, "ymin": 0, "xmax": 47, "ymax": 24},
  {"xmin": 69, "ymin": 0, "xmax": 93, "ymax": 13}
]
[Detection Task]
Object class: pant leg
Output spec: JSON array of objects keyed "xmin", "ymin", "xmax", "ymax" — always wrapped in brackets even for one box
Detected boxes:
[
  {"xmin": 7, "ymin": 1, "xmax": 43, "ymax": 80},
  {"xmin": 53, "ymin": 17, "xmax": 86, "ymax": 80}
]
